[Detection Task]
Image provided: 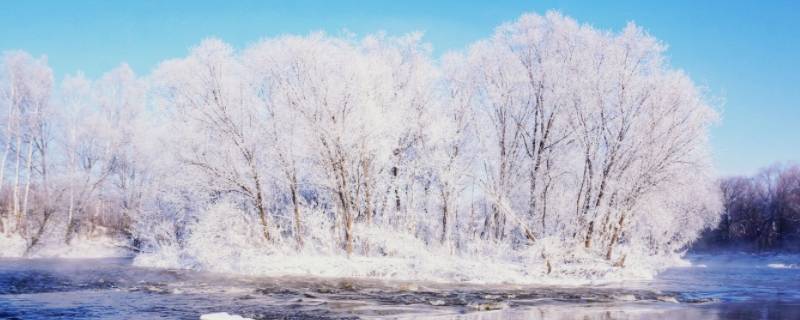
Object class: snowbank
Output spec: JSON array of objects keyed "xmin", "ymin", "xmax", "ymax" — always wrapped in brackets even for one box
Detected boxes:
[
  {"xmin": 132, "ymin": 203, "xmax": 689, "ymax": 285},
  {"xmin": 0, "ymin": 233, "xmax": 27, "ymax": 257},
  {"xmin": 0, "ymin": 232, "xmax": 130, "ymax": 259},
  {"xmin": 133, "ymin": 205, "xmax": 688, "ymax": 285},
  {"xmin": 133, "ymin": 234, "xmax": 685, "ymax": 285},
  {"xmin": 30, "ymin": 235, "xmax": 130, "ymax": 259}
]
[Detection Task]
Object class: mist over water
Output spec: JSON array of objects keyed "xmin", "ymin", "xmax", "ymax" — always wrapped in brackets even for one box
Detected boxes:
[{"xmin": 1, "ymin": 253, "xmax": 799, "ymax": 319}]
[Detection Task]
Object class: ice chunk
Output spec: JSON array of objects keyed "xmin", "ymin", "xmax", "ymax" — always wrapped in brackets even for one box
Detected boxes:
[
  {"xmin": 767, "ymin": 263, "xmax": 797, "ymax": 269},
  {"xmin": 200, "ymin": 312, "xmax": 253, "ymax": 320}
]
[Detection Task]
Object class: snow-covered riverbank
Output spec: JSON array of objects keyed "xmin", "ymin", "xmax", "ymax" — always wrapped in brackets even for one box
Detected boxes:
[{"xmin": 0, "ymin": 232, "xmax": 130, "ymax": 259}]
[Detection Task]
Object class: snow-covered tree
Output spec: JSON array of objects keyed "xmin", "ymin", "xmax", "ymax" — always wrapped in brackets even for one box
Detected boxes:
[{"xmin": 0, "ymin": 11, "xmax": 724, "ymax": 278}]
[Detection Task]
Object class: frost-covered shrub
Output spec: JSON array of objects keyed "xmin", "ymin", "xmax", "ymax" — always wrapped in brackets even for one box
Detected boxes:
[{"xmin": 183, "ymin": 202, "xmax": 269, "ymax": 269}]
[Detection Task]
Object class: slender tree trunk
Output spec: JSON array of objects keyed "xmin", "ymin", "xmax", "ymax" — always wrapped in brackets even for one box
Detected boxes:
[
  {"xmin": 332, "ymin": 157, "xmax": 354, "ymax": 255},
  {"xmin": 336, "ymin": 185, "xmax": 354, "ymax": 255},
  {"xmin": 344, "ymin": 206, "xmax": 353, "ymax": 255},
  {"xmin": 91, "ymin": 200, "xmax": 100, "ymax": 235},
  {"xmin": 584, "ymin": 166, "xmax": 612, "ymax": 249},
  {"xmin": 254, "ymin": 184, "xmax": 270, "ymax": 242},
  {"xmin": 290, "ymin": 177, "xmax": 302, "ymax": 247},
  {"xmin": 363, "ymin": 162, "xmax": 373, "ymax": 226},
  {"xmin": 38, "ymin": 133, "xmax": 51, "ymax": 240},
  {"xmin": 440, "ymin": 189, "xmax": 449, "ymax": 244},
  {"xmin": 338, "ymin": 175, "xmax": 353, "ymax": 255},
  {"xmin": 12, "ymin": 134, "xmax": 22, "ymax": 232},
  {"xmin": 606, "ymin": 213, "xmax": 626, "ymax": 260},
  {"xmin": 541, "ymin": 179, "xmax": 550, "ymax": 233},
  {"xmin": 21, "ymin": 142, "xmax": 34, "ymax": 224},
  {"xmin": 65, "ymin": 187, "xmax": 75, "ymax": 244},
  {"xmin": 391, "ymin": 165, "xmax": 401, "ymax": 212},
  {"xmin": 247, "ymin": 154, "xmax": 270, "ymax": 242},
  {"xmin": 65, "ymin": 129, "xmax": 77, "ymax": 243},
  {"xmin": 528, "ymin": 168, "xmax": 537, "ymax": 218},
  {"xmin": 584, "ymin": 221, "xmax": 594, "ymax": 249},
  {"xmin": 0, "ymin": 132, "xmax": 11, "ymax": 203}
]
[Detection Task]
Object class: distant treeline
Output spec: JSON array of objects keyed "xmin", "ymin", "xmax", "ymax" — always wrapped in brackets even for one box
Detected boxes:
[{"xmin": 696, "ymin": 164, "xmax": 800, "ymax": 251}]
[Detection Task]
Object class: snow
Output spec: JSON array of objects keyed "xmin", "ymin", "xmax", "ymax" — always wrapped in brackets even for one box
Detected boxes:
[
  {"xmin": 127, "ymin": 201, "xmax": 695, "ymax": 285},
  {"xmin": 30, "ymin": 236, "xmax": 129, "ymax": 259},
  {"xmin": 133, "ymin": 221, "xmax": 688, "ymax": 285},
  {"xmin": 0, "ymin": 233, "xmax": 27, "ymax": 257},
  {"xmin": 0, "ymin": 232, "xmax": 129, "ymax": 259},
  {"xmin": 200, "ymin": 313, "xmax": 253, "ymax": 320},
  {"xmin": 132, "ymin": 244, "xmax": 182, "ymax": 269},
  {"xmin": 767, "ymin": 263, "xmax": 798, "ymax": 269}
]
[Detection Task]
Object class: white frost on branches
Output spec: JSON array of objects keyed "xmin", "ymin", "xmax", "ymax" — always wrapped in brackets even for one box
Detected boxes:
[{"xmin": 0, "ymin": 12, "xmax": 721, "ymax": 282}]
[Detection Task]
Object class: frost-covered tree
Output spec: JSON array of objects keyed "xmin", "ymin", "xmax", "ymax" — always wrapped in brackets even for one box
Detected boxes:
[
  {"xmin": 0, "ymin": 11, "xmax": 724, "ymax": 277},
  {"xmin": 0, "ymin": 51, "xmax": 55, "ymax": 251},
  {"xmin": 451, "ymin": 12, "xmax": 720, "ymax": 263},
  {"xmin": 60, "ymin": 65, "xmax": 148, "ymax": 243},
  {"xmin": 152, "ymin": 39, "xmax": 276, "ymax": 242}
]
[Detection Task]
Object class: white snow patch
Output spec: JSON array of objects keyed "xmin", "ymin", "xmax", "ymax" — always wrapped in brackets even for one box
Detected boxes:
[
  {"xmin": 133, "ymin": 244, "xmax": 183, "ymax": 269},
  {"xmin": 0, "ymin": 233, "xmax": 27, "ymax": 257},
  {"xmin": 133, "ymin": 203, "xmax": 691, "ymax": 285},
  {"xmin": 0, "ymin": 232, "xmax": 129, "ymax": 259},
  {"xmin": 200, "ymin": 313, "xmax": 253, "ymax": 320},
  {"xmin": 30, "ymin": 235, "xmax": 130, "ymax": 259},
  {"xmin": 767, "ymin": 263, "xmax": 798, "ymax": 269},
  {"xmin": 135, "ymin": 237, "xmax": 687, "ymax": 285}
]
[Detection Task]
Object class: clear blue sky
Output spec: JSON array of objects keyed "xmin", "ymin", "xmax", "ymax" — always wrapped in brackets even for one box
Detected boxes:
[{"xmin": 1, "ymin": 0, "xmax": 797, "ymax": 176}]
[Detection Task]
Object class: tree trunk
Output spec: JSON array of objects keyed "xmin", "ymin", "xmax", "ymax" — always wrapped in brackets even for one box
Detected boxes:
[
  {"xmin": 65, "ymin": 199, "xmax": 75, "ymax": 244},
  {"xmin": 290, "ymin": 179, "xmax": 303, "ymax": 247},
  {"xmin": 255, "ymin": 189, "xmax": 270, "ymax": 242},
  {"xmin": 248, "ymin": 156, "xmax": 270, "ymax": 242},
  {"xmin": 332, "ymin": 158, "xmax": 354, "ymax": 255},
  {"xmin": 606, "ymin": 213, "xmax": 626, "ymax": 260},
  {"xmin": 21, "ymin": 141, "xmax": 34, "ymax": 232},
  {"xmin": 65, "ymin": 130, "xmax": 78, "ymax": 243},
  {"xmin": 440, "ymin": 189, "xmax": 449, "ymax": 244},
  {"xmin": 11, "ymin": 134, "xmax": 21, "ymax": 231},
  {"xmin": 344, "ymin": 206, "xmax": 353, "ymax": 255},
  {"xmin": 584, "ymin": 221, "xmax": 594, "ymax": 249},
  {"xmin": 364, "ymin": 180, "xmax": 373, "ymax": 226},
  {"xmin": 337, "ymin": 183, "xmax": 353, "ymax": 256},
  {"xmin": 337, "ymin": 187, "xmax": 354, "ymax": 255}
]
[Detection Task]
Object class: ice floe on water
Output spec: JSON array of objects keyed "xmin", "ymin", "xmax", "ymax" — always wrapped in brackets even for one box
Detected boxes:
[
  {"xmin": 200, "ymin": 313, "xmax": 254, "ymax": 320},
  {"xmin": 767, "ymin": 263, "xmax": 798, "ymax": 269}
]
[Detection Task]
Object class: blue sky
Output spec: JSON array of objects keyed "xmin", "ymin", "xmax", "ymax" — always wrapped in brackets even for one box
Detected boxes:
[{"xmin": 0, "ymin": 0, "xmax": 797, "ymax": 176}]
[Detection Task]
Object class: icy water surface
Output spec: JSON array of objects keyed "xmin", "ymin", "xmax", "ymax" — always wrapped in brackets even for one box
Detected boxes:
[{"xmin": 1, "ymin": 253, "xmax": 799, "ymax": 319}]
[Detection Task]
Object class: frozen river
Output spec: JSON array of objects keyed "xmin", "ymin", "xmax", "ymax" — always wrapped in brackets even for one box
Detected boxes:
[{"xmin": 1, "ymin": 253, "xmax": 799, "ymax": 319}]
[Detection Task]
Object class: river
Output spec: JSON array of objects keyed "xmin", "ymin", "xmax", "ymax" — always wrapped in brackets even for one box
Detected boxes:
[{"xmin": 1, "ymin": 253, "xmax": 799, "ymax": 319}]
